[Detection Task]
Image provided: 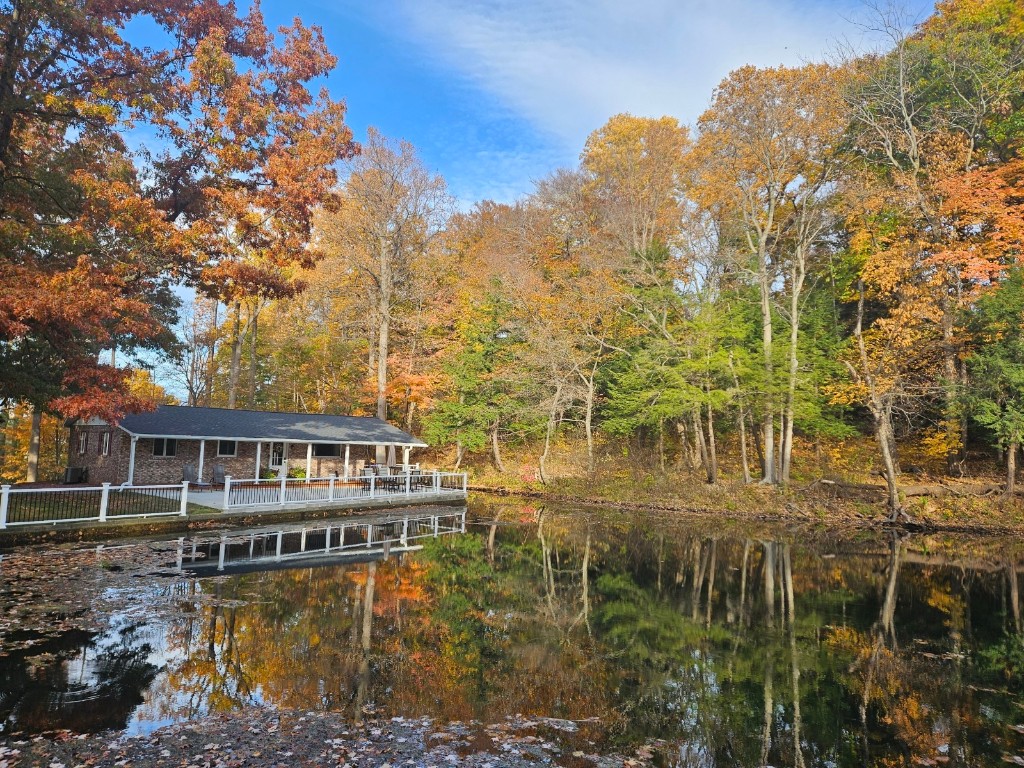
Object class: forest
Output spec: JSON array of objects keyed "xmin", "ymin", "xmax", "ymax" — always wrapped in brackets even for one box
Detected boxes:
[{"xmin": 1, "ymin": 0, "xmax": 1024, "ymax": 518}]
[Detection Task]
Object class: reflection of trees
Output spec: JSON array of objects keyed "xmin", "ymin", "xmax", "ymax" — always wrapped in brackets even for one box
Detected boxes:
[
  {"xmin": 0, "ymin": 622, "xmax": 158, "ymax": 735},
  {"xmin": 124, "ymin": 503, "xmax": 1024, "ymax": 764}
]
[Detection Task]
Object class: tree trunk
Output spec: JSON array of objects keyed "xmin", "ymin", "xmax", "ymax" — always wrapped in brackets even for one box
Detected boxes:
[
  {"xmin": 1007, "ymin": 440, "xmax": 1018, "ymax": 499},
  {"xmin": 376, "ymin": 309, "xmax": 389, "ymax": 420},
  {"xmin": 876, "ymin": 403, "xmax": 901, "ymax": 518},
  {"xmin": 375, "ymin": 238, "xmax": 392, "ymax": 464},
  {"xmin": 776, "ymin": 411, "xmax": 784, "ymax": 482},
  {"xmin": 782, "ymin": 251, "xmax": 807, "ymax": 485},
  {"xmin": 692, "ymin": 408, "xmax": 709, "ymax": 480},
  {"xmin": 760, "ymin": 266, "xmax": 776, "ymax": 484},
  {"xmin": 248, "ymin": 305, "xmax": 259, "ymax": 407},
  {"xmin": 675, "ymin": 422, "xmax": 694, "ymax": 472},
  {"xmin": 227, "ymin": 302, "xmax": 243, "ymax": 409},
  {"xmin": 538, "ymin": 382, "xmax": 563, "ymax": 484},
  {"xmin": 490, "ymin": 420, "xmax": 505, "ymax": 473},
  {"xmin": 657, "ymin": 419, "xmax": 666, "ymax": 474},
  {"xmin": 25, "ymin": 408, "xmax": 41, "ymax": 483},
  {"xmin": 204, "ymin": 301, "xmax": 219, "ymax": 406},
  {"xmin": 583, "ymin": 366, "xmax": 597, "ymax": 475},
  {"xmin": 453, "ymin": 440, "xmax": 464, "ymax": 470},
  {"xmin": 706, "ymin": 403, "xmax": 718, "ymax": 485},
  {"xmin": 751, "ymin": 417, "xmax": 766, "ymax": 478},
  {"xmin": 729, "ymin": 353, "xmax": 752, "ymax": 484}
]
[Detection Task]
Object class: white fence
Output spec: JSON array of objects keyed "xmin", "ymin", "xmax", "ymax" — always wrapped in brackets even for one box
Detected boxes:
[
  {"xmin": 221, "ymin": 471, "xmax": 468, "ymax": 510},
  {"xmin": 0, "ymin": 482, "xmax": 189, "ymax": 528}
]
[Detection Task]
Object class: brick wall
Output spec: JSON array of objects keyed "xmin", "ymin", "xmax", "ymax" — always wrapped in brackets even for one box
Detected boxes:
[
  {"xmin": 66, "ymin": 429, "xmax": 396, "ymax": 485},
  {"xmin": 67, "ymin": 425, "xmax": 129, "ymax": 484}
]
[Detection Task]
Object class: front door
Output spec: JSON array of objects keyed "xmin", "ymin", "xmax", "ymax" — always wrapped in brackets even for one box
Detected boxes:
[{"xmin": 270, "ymin": 442, "xmax": 285, "ymax": 468}]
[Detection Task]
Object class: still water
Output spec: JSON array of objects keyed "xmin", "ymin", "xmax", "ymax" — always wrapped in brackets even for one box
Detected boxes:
[{"xmin": 2, "ymin": 499, "xmax": 1024, "ymax": 766}]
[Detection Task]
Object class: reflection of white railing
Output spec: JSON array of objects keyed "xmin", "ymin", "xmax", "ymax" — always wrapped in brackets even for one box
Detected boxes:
[
  {"xmin": 176, "ymin": 509, "xmax": 468, "ymax": 571},
  {"xmin": 0, "ymin": 482, "xmax": 189, "ymax": 529},
  {"xmin": 222, "ymin": 471, "xmax": 468, "ymax": 510}
]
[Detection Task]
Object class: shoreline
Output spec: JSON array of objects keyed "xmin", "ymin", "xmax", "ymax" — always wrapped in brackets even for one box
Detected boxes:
[
  {"xmin": 2, "ymin": 706, "xmax": 656, "ymax": 768},
  {"xmin": 470, "ymin": 482, "xmax": 1024, "ymax": 537}
]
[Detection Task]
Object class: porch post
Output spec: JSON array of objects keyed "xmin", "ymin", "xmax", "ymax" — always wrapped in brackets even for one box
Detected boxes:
[
  {"xmin": 197, "ymin": 440, "xmax": 206, "ymax": 484},
  {"xmin": 402, "ymin": 446, "xmax": 410, "ymax": 469},
  {"xmin": 254, "ymin": 441, "xmax": 262, "ymax": 481},
  {"xmin": 305, "ymin": 443, "xmax": 312, "ymax": 482},
  {"xmin": 343, "ymin": 444, "xmax": 350, "ymax": 481},
  {"xmin": 127, "ymin": 436, "xmax": 138, "ymax": 485}
]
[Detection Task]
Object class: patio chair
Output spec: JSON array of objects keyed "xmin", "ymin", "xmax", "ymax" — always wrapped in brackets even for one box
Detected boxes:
[
  {"xmin": 182, "ymin": 463, "xmax": 198, "ymax": 483},
  {"xmin": 212, "ymin": 464, "xmax": 226, "ymax": 487}
]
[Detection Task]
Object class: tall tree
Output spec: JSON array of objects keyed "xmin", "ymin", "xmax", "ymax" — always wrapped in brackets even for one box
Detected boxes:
[
  {"xmin": 318, "ymin": 129, "xmax": 451, "ymax": 445},
  {"xmin": 693, "ymin": 63, "xmax": 848, "ymax": 485}
]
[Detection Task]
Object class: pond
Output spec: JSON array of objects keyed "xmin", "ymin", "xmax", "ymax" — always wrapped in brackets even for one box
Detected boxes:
[{"xmin": 1, "ymin": 498, "xmax": 1024, "ymax": 767}]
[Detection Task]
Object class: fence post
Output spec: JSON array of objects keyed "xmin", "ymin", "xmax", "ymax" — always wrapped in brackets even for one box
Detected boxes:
[
  {"xmin": 401, "ymin": 518, "xmax": 408, "ymax": 546},
  {"xmin": 0, "ymin": 485, "xmax": 9, "ymax": 529},
  {"xmin": 462, "ymin": 472, "xmax": 468, "ymax": 493},
  {"xmin": 222, "ymin": 476, "xmax": 232, "ymax": 510},
  {"xmin": 405, "ymin": 472, "xmax": 411, "ymax": 496},
  {"xmin": 369, "ymin": 475, "xmax": 376, "ymax": 499},
  {"xmin": 433, "ymin": 471, "xmax": 440, "ymax": 494},
  {"xmin": 432, "ymin": 515, "xmax": 439, "ymax": 537},
  {"xmin": 328, "ymin": 476, "xmax": 335, "ymax": 502},
  {"xmin": 99, "ymin": 482, "xmax": 111, "ymax": 522},
  {"xmin": 180, "ymin": 481, "xmax": 189, "ymax": 516},
  {"xmin": 280, "ymin": 474, "xmax": 287, "ymax": 506}
]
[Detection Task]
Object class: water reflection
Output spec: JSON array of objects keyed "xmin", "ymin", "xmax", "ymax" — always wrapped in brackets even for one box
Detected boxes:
[{"xmin": 2, "ymin": 503, "xmax": 1024, "ymax": 767}]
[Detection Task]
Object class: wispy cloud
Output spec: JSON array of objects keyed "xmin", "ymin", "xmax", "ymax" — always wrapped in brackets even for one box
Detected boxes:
[{"xmin": 381, "ymin": 0, "xmax": 888, "ymax": 150}]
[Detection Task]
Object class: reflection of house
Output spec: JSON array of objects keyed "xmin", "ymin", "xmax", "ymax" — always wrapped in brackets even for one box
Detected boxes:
[{"xmin": 67, "ymin": 405, "xmax": 427, "ymax": 486}]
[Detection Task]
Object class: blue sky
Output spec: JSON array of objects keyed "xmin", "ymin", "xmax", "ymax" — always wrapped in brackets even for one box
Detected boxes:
[{"xmin": 252, "ymin": 0, "xmax": 935, "ymax": 207}]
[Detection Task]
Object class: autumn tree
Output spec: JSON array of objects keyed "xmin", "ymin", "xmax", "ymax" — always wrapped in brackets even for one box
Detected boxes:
[
  {"xmin": 0, "ymin": 0, "xmax": 356, "ymax": 426},
  {"xmin": 153, "ymin": 20, "xmax": 356, "ymax": 409},
  {"xmin": 0, "ymin": 0, "xmax": 242, "ymax": 420},
  {"xmin": 843, "ymin": 1, "xmax": 1024, "ymax": 473},
  {"xmin": 317, "ymin": 129, "xmax": 451, "ymax": 450},
  {"xmin": 693, "ymin": 63, "xmax": 848, "ymax": 485}
]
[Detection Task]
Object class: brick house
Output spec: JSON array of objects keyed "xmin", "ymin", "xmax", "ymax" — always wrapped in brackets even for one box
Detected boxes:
[{"xmin": 67, "ymin": 405, "xmax": 427, "ymax": 486}]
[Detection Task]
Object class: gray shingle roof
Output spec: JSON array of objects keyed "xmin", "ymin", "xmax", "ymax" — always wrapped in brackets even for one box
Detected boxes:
[{"xmin": 118, "ymin": 405, "xmax": 427, "ymax": 446}]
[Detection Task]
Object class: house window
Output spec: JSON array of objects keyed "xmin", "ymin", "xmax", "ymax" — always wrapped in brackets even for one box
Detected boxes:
[
  {"xmin": 101, "ymin": 432, "xmax": 110, "ymax": 456},
  {"xmin": 312, "ymin": 444, "xmax": 340, "ymax": 457},
  {"xmin": 78, "ymin": 432, "xmax": 87, "ymax": 455},
  {"xmin": 153, "ymin": 438, "xmax": 177, "ymax": 457},
  {"xmin": 217, "ymin": 440, "xmax": 237, "ymax": 457}
]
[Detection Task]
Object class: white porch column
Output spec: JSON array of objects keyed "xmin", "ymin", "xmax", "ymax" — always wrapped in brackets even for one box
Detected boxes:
[
  {"xmin": 343, "ymin": 444, "xmax": 350, "ymax": 481},
  {"xmin": 305, "ymin": 442, "xmax": 312, "ymax": 481},
  {"xmin": 127, "ymin": 436, "xmax": 138, "ymax": 485},
  {"xmin": 402, "ymin": 446, "xmax": 410, "ymax": 469},
  {"xmin": 197, "ymin": 440, "xmax": 206, "ymax": 484},
  {"xmin": 254, "ymin": 441, "xmax": 262, "ymax": 481}
]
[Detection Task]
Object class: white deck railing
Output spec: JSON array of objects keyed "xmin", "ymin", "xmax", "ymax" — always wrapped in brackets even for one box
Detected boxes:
[
  {"xmin": 0, "ymin": 470, "xmax": 469, "ymax": 529},
  {"xmin": 0, "ymin": 482, "xmax": 189, "ymax": 528},
  {"xmin": 221, "ymin": 471, "xmax": 468, "ymax": 509},
  {"xmin": 177, "ymin": 509, "xmax": 468, "ymax": 571}
]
